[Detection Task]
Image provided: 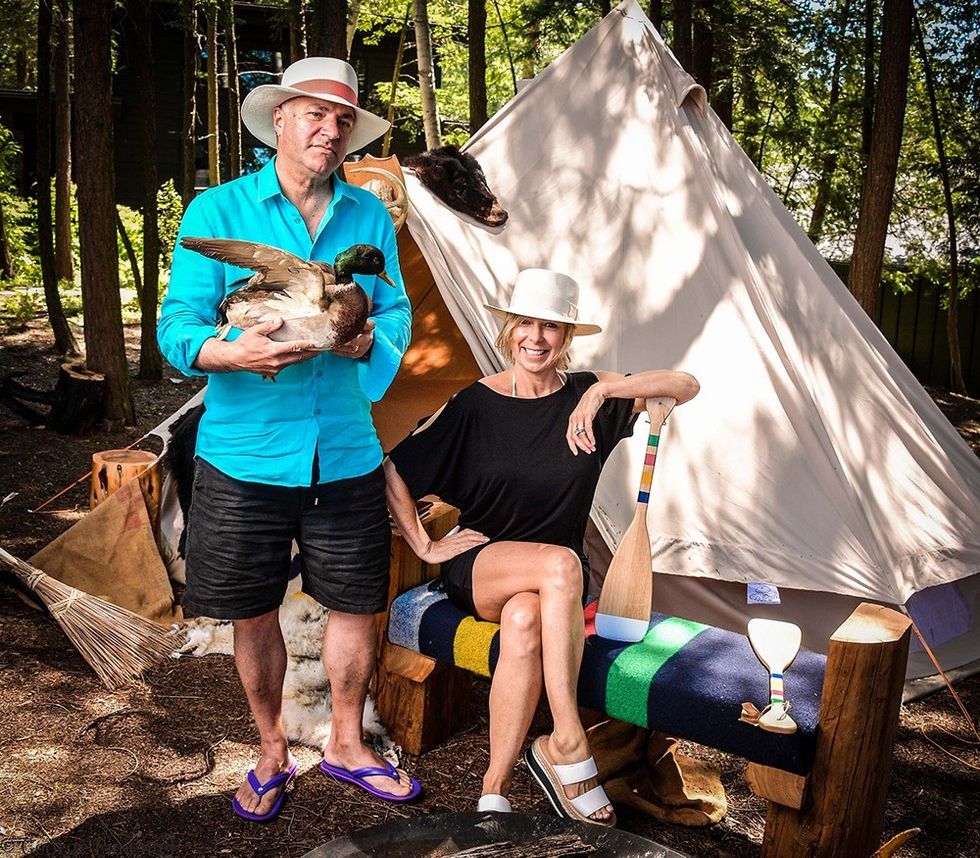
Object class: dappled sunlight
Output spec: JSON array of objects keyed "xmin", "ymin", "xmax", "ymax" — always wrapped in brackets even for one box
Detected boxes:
[{"xmin": 403, "ymin": 0, "xmax": 980, "ymax": 640}]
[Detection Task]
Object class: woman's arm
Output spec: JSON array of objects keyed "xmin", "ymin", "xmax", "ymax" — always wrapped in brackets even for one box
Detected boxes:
[
  {"xmin": 566, "ymin": 370, "xmax": 700, "ymax": 455},
  {"xmin": 383, "ymin": 458, "xmax": 489, "ymax": 563}
]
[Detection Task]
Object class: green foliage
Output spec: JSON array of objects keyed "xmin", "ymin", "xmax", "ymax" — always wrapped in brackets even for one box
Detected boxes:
[
  {"xmin": 157, "ymin": 180, "xmax": 184, "ymax": 268},
  {"xmin": 0, "ymin": 287, "xmax": 42, "ymax": 329}
]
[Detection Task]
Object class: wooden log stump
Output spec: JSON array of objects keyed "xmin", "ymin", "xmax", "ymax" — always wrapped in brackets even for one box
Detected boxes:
[
  {"xmin": 90, "ymin": 449, "xmax": 162, "ymax": 534},
  {"xmin": 760, "ymin": 602, "xmax": 912, "ymax": 858},
  {"xmin": 49, "ymin": 362, "xmax": 105, "ymax": 434}
]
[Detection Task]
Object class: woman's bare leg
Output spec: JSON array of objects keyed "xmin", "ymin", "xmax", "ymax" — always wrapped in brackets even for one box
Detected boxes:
[
  {"xmin": 482, "ymin": 592, "xmax": 544, "ymax": 799},
  {"xmin": 471, "ymin": 542, "xmax": 613, "ymax": 821}
]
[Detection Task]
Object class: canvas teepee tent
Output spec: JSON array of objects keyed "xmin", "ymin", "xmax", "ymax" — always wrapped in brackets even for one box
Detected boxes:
[
  {"xmin": 370, "ymin": 0, "xmax": 980, "ymax": 684},
  {"xmin": 152, "ymin": 0, "xmax": 980, "ymax": 686}
]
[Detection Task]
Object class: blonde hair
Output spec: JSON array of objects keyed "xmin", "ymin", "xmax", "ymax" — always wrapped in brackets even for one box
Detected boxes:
[{"xmin": 494, "ymin": 314, "xmax": 575, "ymax": 371}]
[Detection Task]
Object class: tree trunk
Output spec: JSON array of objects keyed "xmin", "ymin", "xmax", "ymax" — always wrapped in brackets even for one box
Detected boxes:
[
  {"xmin": 862, "ymin": 0, "xmax": 876, "ymax": 165},
  {"xmin": 522, "ymin": 19, "xmax": 539, "ymax": 80},
  {"xmin": 672, "ymin": 0, "xmax": 693, "ymax": 70},
  {"xmin": 649, "ymin": 0, "xmax": 663, "ymax": 31},
  {"xmin": 225, "ymin": 0, "xmax": 241, "ymax": 180},
  {"xmin": 74, "ymin": 0, "xmax": 135, "ymax": 426},
  {"xmin": 712, "ymin": 2, "xmax": 734, "ymax": 129},
  {"xmin": 490, "ymin": 0, "xmax": 517, "ymax": 95},
  {"xmin": 37, "ymin": 0, "xmax": 79, "ymax": 356},
  {"xmin": 382, "ymin": 4, "xmax": 411, "ymax": 158},
  {"xmin": 206, "ymin": 6, "xmax": 220, "ymax": 186},
  {"xmin": 289, "ymin": 0, "xmax": 307, "ymax": 63},
  {"xmin": 128, "ymin": 0, "xmax": 163, "ymax": 381},
  {"xmin": 808, "ymin": 0, "xmax": 851, "ymax": 244},
  {"xmin": 54, "ymin": 0, "xmax": 73, "ymax": 285},
  {"xmin": 599, "ymin": 0, "xmax": 611, "ymax": 14},
  {"xmin": 468, "ymin": 0, "xmax": 487, "ymax": 135},
  {"xmin": 848, "ymin": 0, "xmax": 913, "ymax": 318},
  {"xmin": 347, "ymin": 0, "xmax": 361, "ymax": 56},
  {"xmin": 182, "ymin": 0, "xmax": 199, "ymax": 207},
  {"xmin": 913, "ymin": 12, "xmax": 965, "ymax": 394},
  {"xmin": 692, "ymin": 0, "xmax": 713, "ymax": 91},
  {"xmin": 16, "ymin": 46, "xmax": 29, "ymax": 88},
  {"xmin": 0, "ymin": 198, "xmax": 13, "ymax": 278},
  {"xmin": 312, "ymin": 0, "xmax": 347, "ymax": 59},
  {"xmin": 414, "ymin": 0, "xmax": 441, "ymax": 150}
]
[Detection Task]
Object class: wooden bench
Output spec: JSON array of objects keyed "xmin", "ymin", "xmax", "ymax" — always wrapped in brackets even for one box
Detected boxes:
[{"xmin": 375, "ymin": 504, "xmax": 912, "ymax": 857}]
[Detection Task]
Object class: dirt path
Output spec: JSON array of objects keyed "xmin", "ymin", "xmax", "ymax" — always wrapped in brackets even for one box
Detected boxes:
[{"xmin": 1, "ymin": 319, "xmax": 979, "ymax": 856}]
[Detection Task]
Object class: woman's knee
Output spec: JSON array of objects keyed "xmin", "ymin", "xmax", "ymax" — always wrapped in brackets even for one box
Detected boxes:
[
  {"xmin": 539, "ymin": 547, "xmax": 583, "ymax": 598},
  {"xmin": 500, "ymin": 593, "xmax": 542, "ymax": 656}
]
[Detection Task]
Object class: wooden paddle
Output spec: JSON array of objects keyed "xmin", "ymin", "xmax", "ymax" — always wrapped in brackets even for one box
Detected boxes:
[
  {"xmin": 746, "ymin": 617, "xmax": 802, "ymax": 734},
  {"xmin": 594, "ymin": 396, "xmax": 675, "ymax": 642}
]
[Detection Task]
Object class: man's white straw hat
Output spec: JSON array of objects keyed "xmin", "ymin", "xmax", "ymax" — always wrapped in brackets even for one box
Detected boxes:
[
  {"xmin": 241, "ymin": 57, "xmax": 390, "ymax": 152},
  {"xmin": 485, "ymin": 269, "xmax": 602, "ymax": 336}
]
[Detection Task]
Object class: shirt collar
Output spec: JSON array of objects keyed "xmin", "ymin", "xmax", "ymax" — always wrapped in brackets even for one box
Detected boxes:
[{"xmin": 256, "ymin": 156, "xmax": 361, "ymax": 207}]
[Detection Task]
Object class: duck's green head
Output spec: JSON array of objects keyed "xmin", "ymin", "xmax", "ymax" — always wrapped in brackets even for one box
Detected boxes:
[{"xmin": 334, "ymin": 244, "xmax": 394, "ymax": 286}]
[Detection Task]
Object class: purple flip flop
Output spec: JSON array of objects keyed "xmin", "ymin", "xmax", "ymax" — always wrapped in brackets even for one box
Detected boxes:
[
  {"xmin": 319, "ymin": 758, "xmax": 422, "ymax": 802},
  {"xmin": 232, "ymin": 762, "xmax": 298, "ymax": 823}
]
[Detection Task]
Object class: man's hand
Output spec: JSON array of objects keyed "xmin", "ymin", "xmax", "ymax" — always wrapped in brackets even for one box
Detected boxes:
[
  {"xmin": 331, "ymin": 319, "xmax": 376, "ymax": 360},
  {"xmin": 195, "ymin": 319, "xmax": 320, "ymax": 378}
]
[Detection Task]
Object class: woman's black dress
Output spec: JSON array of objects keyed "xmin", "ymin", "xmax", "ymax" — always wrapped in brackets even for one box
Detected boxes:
[{"xmin": 387, "ymin": 371, "xmax": 638, "ymax": 615}]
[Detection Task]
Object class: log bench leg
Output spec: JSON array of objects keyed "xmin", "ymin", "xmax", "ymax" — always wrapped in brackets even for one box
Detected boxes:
[
  {"xmin": 375, "ymin": 641, "xmax": 473, "ymax": 755},
  {"xmin": 758, "ymin": 603, "xmax": 911, "ymax": 858}
]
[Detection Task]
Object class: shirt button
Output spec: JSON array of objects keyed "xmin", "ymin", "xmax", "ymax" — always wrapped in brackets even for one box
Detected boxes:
[
  {"xmin": 316, "ymin": 370, "xmax": 323, "ymax": 378},
  {"xmin": 314, "ymin": 408, "xmax": 321, "ymax": 415},
  {"xmin": 294, "ymin": 217, "xmax": 300, "ymax": 224}
]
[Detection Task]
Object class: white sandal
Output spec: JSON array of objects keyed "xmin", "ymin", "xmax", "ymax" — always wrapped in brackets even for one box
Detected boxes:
[
  {"xmin": 477, "ymin": 793, "xmax": 513, "ymax": 812},
  {"xmin": 525, "ymin": 736, "xmax": 615, "ymax": 827}
]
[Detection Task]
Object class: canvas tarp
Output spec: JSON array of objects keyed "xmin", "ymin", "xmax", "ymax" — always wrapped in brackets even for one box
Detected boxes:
[{"xmin": 386, "ymin": 0, "xmax": 980, "ymax": 677}]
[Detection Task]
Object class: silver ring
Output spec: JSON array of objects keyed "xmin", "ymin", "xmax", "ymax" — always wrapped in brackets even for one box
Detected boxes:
[{"xmin": 574, "ymin": 426, "xmax": 585, "ymax": 435}]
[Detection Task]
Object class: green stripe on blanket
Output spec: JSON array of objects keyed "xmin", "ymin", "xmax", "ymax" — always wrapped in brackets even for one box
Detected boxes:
[{"xmin": 605, "ymin": 617, "xmax": 709, "ymax": 726}]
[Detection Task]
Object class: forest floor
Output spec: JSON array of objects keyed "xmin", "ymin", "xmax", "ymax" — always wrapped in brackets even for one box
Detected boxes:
[{"xmin": 1, "ymin": 317, "xmax": 979, "ymax": 857}]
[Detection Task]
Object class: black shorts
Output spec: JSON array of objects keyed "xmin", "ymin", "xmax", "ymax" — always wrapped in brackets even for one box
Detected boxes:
[{"xmin": 183, "ymin": 458, "xmax": 391, "ymax": 620}]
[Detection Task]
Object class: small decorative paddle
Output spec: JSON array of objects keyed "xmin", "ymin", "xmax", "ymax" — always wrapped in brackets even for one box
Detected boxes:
[
  {"xmin": 741, "ymin": 617, "xmax": 802, "ymax": 734},
  {"xmin": 594, "ymin": 397, "xmax": 675, "ymax": 642}
]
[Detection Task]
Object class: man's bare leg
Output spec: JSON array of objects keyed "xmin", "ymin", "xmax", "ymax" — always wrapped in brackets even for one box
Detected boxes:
[
  {"xmin": 321, "ymin": 611, "xmax": 413, "ymax": 795},
  {"xmin": 233, "ymin": 609, "xmax": 297, "ymax": 815}
]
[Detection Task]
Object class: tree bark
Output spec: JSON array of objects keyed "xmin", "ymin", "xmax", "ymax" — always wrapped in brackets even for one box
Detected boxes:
[
  {"xmin": 382, "ymin": 4, "xmax": 411, "ymax": 158},
  {"xmin": 182, "ymin": 0, "xmax": 199, "ymax": 206},
  {"xmin": 0, "ymin": 198, "xmax": 13, "ymax": 279},
  {"xmin": 37, "ymin": 0, "xmax": 79, "ymax": 356},
  {"xmin": 490, "ymin": 0, "xmax": 517, "ymax": 96},
  {"xmin": 74, "ymin": 0, "xmax": 135, "ymax": 425},
  {"xmin": 649, "ymin": 0, "xmax": 663, "ymax": 31},
  {"xmin": 414, "ymin": 0, "xmax": 441, "ymax": 150},
  {"xmin": 914, "ymin": 11, "xmax": 965, "ymax": 394},
  {"xmin": 692, "ymin": 0, "xmax": 713, "ymax": 91},
  {"xmin": 672, "ymin": 0, "xmax": 693, "ymax": 70},
  {"xmin": 225, "ymin": 0, "xmax": 241, "ymax": 180},
  {"xmin": 54, "ymin": 0, "xmax": 73, "ymax": 284},
  {"xmin": 862, "ymin": 0, "xmax": 876, "ymax": 165},
  {"xmin": 206, "ymin": 6, "xmax": 220, "ymax": 186},
  {"xmin": 848, "ymin": 0, "xmax": 913, "ymax": 318},
  {"xmin": 311, "ymin": 0, "xmax": 347, "ymax": 59},
  {"xmin": 289, "ymin": 0, "xmax": 307, "ymax": 63},
  {"xmin": 468, "ymin": 0, "xmax": 487, "ymax": 135},
  {"xmin": 347, "ymin": 0, "xmax": 361, "ymax": 56},
  {"xmin": 128, "ymin": 0, "xmax": 163, "ymax": 380},
  {"xmin": 712, "ymin": 2, "xmax": 733, "ymax": 129},
  {"xmin": 808, "ymin": 0, "xmax": 851, "ymax": 244}
]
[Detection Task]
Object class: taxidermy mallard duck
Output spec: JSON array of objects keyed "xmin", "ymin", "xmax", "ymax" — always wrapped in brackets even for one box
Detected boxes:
[{"xmin": 179, "ymin": 238, "xmax": 394, "ymax": 350}]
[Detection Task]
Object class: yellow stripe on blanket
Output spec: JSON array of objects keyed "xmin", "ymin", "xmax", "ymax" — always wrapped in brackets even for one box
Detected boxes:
[{"xmin": 453, "ymin": 616, "xmax": 499, "ymax": 677}]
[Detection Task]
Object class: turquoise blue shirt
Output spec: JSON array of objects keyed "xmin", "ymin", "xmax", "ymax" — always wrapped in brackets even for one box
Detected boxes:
[{"xmin": 158, "ymin": 158, "xmax": 412, "ymax": 487}]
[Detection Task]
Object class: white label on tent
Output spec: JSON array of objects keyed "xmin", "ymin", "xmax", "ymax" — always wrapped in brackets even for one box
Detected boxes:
[{"xmin": 747, "ymin": 583, "xmax": 781, "ymax": 605}]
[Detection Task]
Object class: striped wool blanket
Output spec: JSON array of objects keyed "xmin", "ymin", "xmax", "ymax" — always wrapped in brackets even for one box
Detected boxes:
[{"xmin": 388, "ymin": 579, "xmax": 827, "ymax": 774}]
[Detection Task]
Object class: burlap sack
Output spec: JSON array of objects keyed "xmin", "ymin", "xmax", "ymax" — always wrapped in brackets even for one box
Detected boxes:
[{"xmin": 30, "ymin": 479, "xmax": 182, "ymax": 625}]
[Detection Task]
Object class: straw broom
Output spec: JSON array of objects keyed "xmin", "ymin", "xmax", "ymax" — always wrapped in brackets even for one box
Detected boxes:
[{"xmin": 0, "ymin": 545, "xmax": 180, "ymax": 689}]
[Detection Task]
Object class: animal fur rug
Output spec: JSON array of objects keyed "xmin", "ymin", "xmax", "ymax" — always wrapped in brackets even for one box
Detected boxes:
[{"xmin": 173, "ymin": 576, "xmax": 397, "ymax": 763}]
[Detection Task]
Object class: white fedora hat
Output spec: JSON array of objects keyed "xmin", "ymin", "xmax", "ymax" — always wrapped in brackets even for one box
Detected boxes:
[
  {"xmin": 241, "ymin": 57, "xmax": 390, "ymax": 153},
  {"xmin": 485, "ymin": 269, "xmax": 602, "ymax": 336}
]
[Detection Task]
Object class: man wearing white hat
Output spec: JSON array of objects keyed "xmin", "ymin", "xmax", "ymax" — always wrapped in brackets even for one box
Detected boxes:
[{"xmin": 159, "ymin": 58, "xmax": 418, "ymax": 821}]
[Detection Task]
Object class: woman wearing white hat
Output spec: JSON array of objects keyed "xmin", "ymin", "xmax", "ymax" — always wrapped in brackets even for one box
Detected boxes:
[{"xmin": 383, "ymin": 269, "xmax": 699, "ymax": 825}]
